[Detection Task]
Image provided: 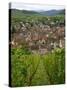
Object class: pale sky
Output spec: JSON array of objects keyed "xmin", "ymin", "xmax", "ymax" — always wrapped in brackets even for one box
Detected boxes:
[{"xmin": 11, "ymin": 2, "xmax": 65, "ymax": 11}]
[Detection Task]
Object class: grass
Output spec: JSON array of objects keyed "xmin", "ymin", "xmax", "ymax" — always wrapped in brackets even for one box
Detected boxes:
[{"xmin": 11, "ymin": 47, "xmax": 65, "ymax": 87}]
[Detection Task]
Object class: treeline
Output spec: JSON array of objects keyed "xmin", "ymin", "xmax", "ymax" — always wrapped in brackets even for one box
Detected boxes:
[{"xmin": 11, "ymin": 15, "xmax": 65, "ymax": 33}]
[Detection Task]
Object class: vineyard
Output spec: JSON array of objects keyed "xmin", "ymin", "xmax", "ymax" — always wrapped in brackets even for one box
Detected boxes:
[{"xmin": 11, "ymin": 47, "xmax": 65, "ymax": 87}]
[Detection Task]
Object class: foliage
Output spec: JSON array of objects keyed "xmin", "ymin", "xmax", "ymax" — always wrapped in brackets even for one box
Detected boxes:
[
  {"xmin": 11, "ymin": 12, "xmax": 65, "ymax": 32},
  {"xmin": 42, "ymin": 48, "xmax": 65, "ymax": 84},
  {"xmin": 11, "ymin": 48, "xmax": 65, "ymax": 86}
]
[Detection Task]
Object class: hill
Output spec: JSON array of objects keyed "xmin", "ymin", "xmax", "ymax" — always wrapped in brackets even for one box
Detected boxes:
[{"xmin": 10, "ymin": 9, "xmax": 65, "ymax": 17}]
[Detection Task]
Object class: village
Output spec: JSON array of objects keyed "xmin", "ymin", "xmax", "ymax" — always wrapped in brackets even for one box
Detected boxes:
[{"xmin": 11, "ymin": 19, "xmax": 65, "ymax": 54}]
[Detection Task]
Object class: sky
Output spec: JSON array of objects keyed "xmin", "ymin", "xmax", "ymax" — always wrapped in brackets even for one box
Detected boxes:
[{"xmin": 11, "ymin": 2, "xmax": 65, "ymax": 11}]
